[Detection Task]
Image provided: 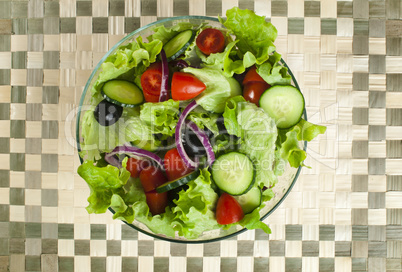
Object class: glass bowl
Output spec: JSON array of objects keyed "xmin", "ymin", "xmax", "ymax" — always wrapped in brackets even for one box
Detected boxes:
[{"xmin": 76, "ymin": 16, "xmax": 307, "ymax": 243}]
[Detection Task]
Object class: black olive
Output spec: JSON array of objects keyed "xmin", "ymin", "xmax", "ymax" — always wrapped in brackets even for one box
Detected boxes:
[
  {"xmin": 181, "ymin": 125, "xmax": 211, "ymax": 159},
  {"xmin": 94, "ymin": 99, "xmax": 123, "ymax": 126}
]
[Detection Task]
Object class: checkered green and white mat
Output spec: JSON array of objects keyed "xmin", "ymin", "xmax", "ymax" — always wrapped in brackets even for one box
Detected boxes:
[{"xmin": 0, "ymin": 0, "xmax": 401, "ymax": 271}]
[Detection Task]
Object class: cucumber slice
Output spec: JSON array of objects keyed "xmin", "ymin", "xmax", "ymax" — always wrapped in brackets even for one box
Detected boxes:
[
  {"xmin": 102, "ymin": 80, "xmax": 144, "ymax": 108},
  {"xmin": 259, "ymin": 85, "xmax": 305, "ymax": 129},
  {"xmin": 211, "ymin": 152, "xmax": 255, "ymax": 196},
  {"xmin": 156, "ymin": 171, "xmax": 199, "ymax": 193},
  {"xmin": 163, "ymin": 30, "xmax": 195, "ymax": 62},
  {"xmin": 233, "ymin": 186, "xmax": 262, "ymax": 214}
]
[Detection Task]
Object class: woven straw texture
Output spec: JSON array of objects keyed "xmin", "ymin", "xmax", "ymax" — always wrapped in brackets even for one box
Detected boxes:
[{"xmin": 0, "ymin": 0, "xmax": 401, "ymax": 271}]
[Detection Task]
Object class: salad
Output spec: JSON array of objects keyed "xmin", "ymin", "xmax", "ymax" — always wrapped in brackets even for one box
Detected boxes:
[{"xmin": 77, "ymin": 7, "xmax": 326, "ymax": 239}]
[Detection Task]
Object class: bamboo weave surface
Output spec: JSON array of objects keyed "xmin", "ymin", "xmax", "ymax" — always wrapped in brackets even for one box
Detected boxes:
[{"xmin": 0, "ymin": 0, "xmax": 401, "ymax": 271}]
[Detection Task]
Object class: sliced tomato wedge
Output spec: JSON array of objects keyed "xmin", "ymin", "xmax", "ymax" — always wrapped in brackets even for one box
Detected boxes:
[
  {"xmin": 243, "ymin": 81, "xmax": 270, "ymax": 106},
  {"xmin": 196, "ymin": 28, "xmax": 225, "ymax": 55},
  {"xmin": 216, "ymin": 193, "xmax": 244, "ymax": 225},
  {"xmin": 163, "ymin": 148, "xmax": 194, "ymax": 181},
  {"xmin": 145, "ymin": 190, "xmax": 168, "ymax": 215},
  {"xmin": 171, "ymin": 72, "xmax": 206, "ymax": 101},
  {"xmin": 243, "ymin": 66, "xmax": 266, "ymax": 85},
  {"xmin": 126, "ymin": 157, "xmax": 150, "ymax": 178},
  {"xmin": 139, "ymin": 165, "xmax": 167, "ymax": 192},
  {"xmin": 141, "ymin": 62, "xmax": 162, "ymax": 102}
]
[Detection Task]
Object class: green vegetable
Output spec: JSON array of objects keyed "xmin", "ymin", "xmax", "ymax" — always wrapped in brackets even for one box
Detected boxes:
[
  {"xmin": 220, "ymin": 7, "xmax": 277, "ymax": 65},
  {"xmin": 199, "ymin": 41, "xmax": 255, "ymax": 77},
  {"xmin": 187, "ymin": 107, "xmax": 220, "ymax": 135},
  {"xmin": 77, "ymin": 159, "xmax": 131, "ymax": 214},
  {"xmin": 276, "ymin": 119, "xmax": 327, "ymax": 168},
  {"xmin": 257, "ymin": 53, "xmax": 292, "ymax": 85},
  {"xmin": 93, "ymin": 36, "xmax": 163, "ymax": 94},
  {"xmin": 140, "ymin": 99, "xmax": 180, "ymax": 136},
  {"xmin": 80, "ymin": 104, "xmax": 159, "ymax": 161},
  {"xmin": 172, "ymin": 169, "xmax": 220, "ymax": 239},
  {"xmin": 148, "ymin": 22, "xmax": 195, "ymax": 44},
  {"xmin": 223, "ymin": 96, "xmax": 278, "ymax": 189},
  {"xmin": 182, "ymin": 67, "xmax": 241, "ymax": 113}
]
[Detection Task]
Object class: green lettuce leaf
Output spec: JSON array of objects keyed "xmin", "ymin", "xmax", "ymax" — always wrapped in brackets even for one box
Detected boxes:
[
  {"xmin": 198, "ymin": 41, "xmax": 255, "ymax": 77},
  {"xmin": 295, "ymin": 119, "xmax": 327, "ymax": 142},
  {"xmin": 77, "ymin": 159, "xmax": 131, "ymax": 214},
  {"xmin": 172, "ymin": 168, "xmax": 220, "ymax": 239},
  {"xmin": 80, "ymin": 104, "xmax": 159, "ymax": 161},
  {"xmin": 93, "ymin": 36, "xmax": 163, "ymax": 94},
  {"xmin": 239, "ymin": 205, "xmax": 271, "ymax": 234},
  {"xmin": 139, "ymin": 99, "xmax": 180, "ymax": 136},
  {"xmin": 182, "ymin": 67, "xmax": 242, "ymax": 113},
  {"xmin": 276, "ymin": 119, "xmax": 326, "ymax": 168},
  {"xmin": 257, "ymin": 52, "xmax": 292, "ymax": 85},
  {"xmin": 187, "ymin": 107, "xmax": 220, "ymax": 135},
  {"xmin": 221, "ymin": 7, "xmax": 277, "ymax": 65},
  {"xmin": 148, "ymin": 22, "xmax": 196, "ymax": 44},
  {"xmin": 223, "ymin": 96, "xmax": 278, "ymax": 188}
]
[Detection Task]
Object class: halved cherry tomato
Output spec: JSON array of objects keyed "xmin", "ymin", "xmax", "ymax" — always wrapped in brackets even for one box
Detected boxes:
[
  {"xmin": 141, "ymin": 62, "xmax": 162, "ymax": 102},
  {"xmin": 216, "ymin": 193, "xmax": 244, "ymax": 225},
  {"xmin": 171, "ymin": 72, "xmax": 206, "ymax": 101},
  {"xmin": 139, "ymin": 165, "xmax": 167, "ymax": 192},
  {"xmin": 145, "ymin": 190, "xmax": 168, "ymax": 215},
  {"xmin": 243, "ymin": 66, "xmax": 266, "ymax": 85},
  {"xmin": 243, "ymin": 81, "xmax": 270, "ymax": 106},
  {"xmin": 163, "ymin": 148, "xmax": 193, "ymax": 181},
  {"xmin": 126, "ymin": 157, "xmax": 150, "ymax": 178},
  {"xmin": 196, "ymin": 28, "xmax": 225, "ymax": 55}
]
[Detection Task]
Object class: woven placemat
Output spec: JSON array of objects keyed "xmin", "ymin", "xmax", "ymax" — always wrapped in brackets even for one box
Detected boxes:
[{"xmin": 0, "ymin": 0, "xmax": 401, "ymax": 271}]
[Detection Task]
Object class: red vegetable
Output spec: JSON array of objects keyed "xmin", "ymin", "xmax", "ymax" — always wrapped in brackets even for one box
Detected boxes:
[
  {"xmin": 174, "ymin": 101, "xmax": 199, "ymax": 169},
  {"xmin": 164, "ymin": 148, "xmax": 194, "ymax": 181},
  {"xmin": 141, "ymin": 62, "xmax": 162, "ymax": 102},
  {"xmin": 171, "ymin": 72, "xmax": 206, "ymax": 101},
  {"xmin": 196, "ymin": 28, "xmax": 225, "ymax": 55},
  {"xmin": 145, "ymin": 190, "xmax": 168, "ymax": 215},
  {"xmin": 216, "ymin": 193, "xmax": 244, "ymax": 225},
  {"xmin": 106, "ymin": 145, "xmax": 165, "ymax": 171},
  {"xmin": 242, "ymin": 66, "xmax": 266, "ymax": 85},
  {"xmin": 139, "ymin": 165, "xmax": 167, "ymax": 193},
  {"xmin": 243, "ymin": 81, "xmax": 270, "ymax": 106},
  {"xmin": 126, "ymin": 157, "xmax": 150, "ymax": 178},
  {"xmin": 159, "ymin": 49, "xmax": 169, "ymax": 102}
]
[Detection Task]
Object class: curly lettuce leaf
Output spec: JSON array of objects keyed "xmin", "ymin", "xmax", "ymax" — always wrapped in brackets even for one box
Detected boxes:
[
  {"xmin": 187, "ymin": 107, "xmax": 220, "ymax": 135},
  {"xmin": 77, "ymin": 159, "xmax": 131, "ymax": 214},
  {"xmin": 223, "ymin": 96, "xmax": 278, "ymax": 188},
  {"xmin": 93, "ymin": 36, "xmax": 162, "ymax": 94},
  {"xmin": 139, "ymin": 99, "xmax": 180, "ymax": 136},
  {"xmin": 295, "ymin": 119, "xmax": 327, "ymax": 142},
  {"xmin": 80, "ymin": 104, "xmax": 160, "ymax": 161},
  {"xmin": 277, "ymin": 119, "xmax": 326, "ymax": 168},
  {"xmin": 198, "ymin": 40, "xmax": 256, "ymax": 77},
  {"xmin": 182, "ymin": 67, "xmax": 242, "ymax": 113},
  {"xmin": 220, "ymin": 7, "xmax": 277, "ymax": 65},
  {"xmin": 148, "ymin": 22, "xmax": 196, "ymax": 44},
  {"xmin": 257, "ymin": 52, "xmax": 292, "ymax": 85},
  {"xmin": 172, "ymin": 168, "xmax": 220, "ymax": 239}
]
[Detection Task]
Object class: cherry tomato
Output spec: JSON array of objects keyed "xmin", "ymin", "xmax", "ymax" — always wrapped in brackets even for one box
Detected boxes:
[
  {"xmin": 243, "ymin": 81, "xmax": 270, "ymax": 106},
  {"xmin": 141, "ymin": 62, "xmax": 162, "ymax": 102},
  {"xmin": 171, "ymin": 72, "xmax": 206, "ymax": 101},
  {"xmin": 163, "ymin": 148, "xmax": 193, "ymax": 181},
  {"xmin": 243, "ymin": 66, "xmax": 266, "ymax": 85},
  {"xmin": 216, "ymin": 193, "xmax": 244, "ymax": 225},
  {"xmin": 139, "ymin": 165, "xmax": 167, "ymax": 192},
  {"xmin": 196, "ymin": 28, "xmax": 225, "ymax": 55},
  {"xmin": 145, "ymin": 190, "xmax": 168, "ymax": 215},
  {"xmin": 126, "ymin": 158, "xmax": 150, "ymax": 178}
]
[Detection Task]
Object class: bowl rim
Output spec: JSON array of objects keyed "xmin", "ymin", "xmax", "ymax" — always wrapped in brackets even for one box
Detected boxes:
[{"xmin": 76, "ymin": 15, "xmax": 307, "ymax": 244}]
